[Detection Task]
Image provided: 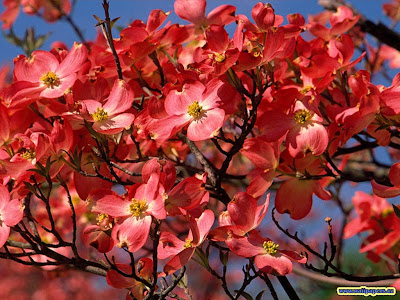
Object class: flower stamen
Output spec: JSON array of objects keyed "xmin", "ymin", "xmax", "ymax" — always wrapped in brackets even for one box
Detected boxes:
[
  {"xmin": 263, "ymin": 240, "xmax": 279, "ymax": 255},
  {"xmin": 183, "ymin": 239, "xmax": 193, "ymax": 249},
  {"xmin": 21, "ymin": 150, "xmax": 36, "ymax": 160},
  {"xmin": 214, "ymin": 52, "xmax": 226, "ymax": 63},
  {"xmin": 129, "ymin": 199, "xmax": 148, "ymax": 218},
  {"xmin": 92, "ymin": 107, "xmax": 109, "ymax": 121},
  {"xmin": 187, "ymin": 101, "xmax": 204, "ymax": 119},
  {"xmin": 294, "ymin": 109, "xmax": 313, "ymax": 124},
  {"xmin": 40, "ymin": 71, "xmax": 60, "ymax": 88}
]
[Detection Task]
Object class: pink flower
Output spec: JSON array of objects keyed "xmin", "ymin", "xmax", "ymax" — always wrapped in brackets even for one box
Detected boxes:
[
  {"xmin": 88, "ymin": 173, "xmax": 166, "ymax": 253},
  {"xmin": 106, "ymin": 258, "xmax": 154, "ymax": 300},
  {"xmin": 12, "ymin": 42, "xmax": 87, "ymax": 100},
  {"xmin": 174, "ymin": 0, "xmax": 236, "ymax": 28},
  {"xmin": 226, "ymin": 230, "xmax": 306, "ymax": 276},
  {"xmin": 209, "ymin": 192, "xmax": 269, "ymax": 240},
  {"xmin": 260, "ymin": 101, "xmax": 328, "ymax": 158},
  {"xmin": 157, "ymin": 209, "xmax": 214, "ymax": 275},
  {"xmin": 0, "ymin": 185, "xmax": 24, "ymax": 248},
  {"xmin": 83, "ymin": 79, "xmax": 135, "ymax": 135},
  {"xmin": 149, "ymin": 79, "xmax": 228, "ymax": 142}
]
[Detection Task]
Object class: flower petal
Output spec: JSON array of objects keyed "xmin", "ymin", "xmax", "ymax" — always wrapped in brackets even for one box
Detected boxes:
[
  {"xmin": 103, "ymin": 79, "xmax": 135, "ymax": 116},
  {"xmin": 254, "ymin": 253, "xmax": 293, "ymax": 276},
  {"xmin": 2, "ymin": 199, "xmax": 23, "ymax": 227},
  {"xmin": 88, "ymin": 189, "xmax": 129, "ymax": 217},
  {"xmin": 158, "ymin": 231, "xmax": 185, "ymax": 259},
  {"xmin": 164, "ymin": 247, "xmax": 195, "ymax": 275},
  {"xmin": 187, "ymin": 108, "xmax": 225, "ymax": 141},
  {"xmin": 93, "ymin": 113, "xmax": 135, "ymax": 135},
  {"xmin": 0, "ymin": 222, "xmax": 10, "ymax": 249}
]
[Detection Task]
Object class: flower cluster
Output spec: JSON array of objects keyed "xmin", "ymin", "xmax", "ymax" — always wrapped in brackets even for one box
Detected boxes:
[{"xmin": 0, "ymin": 0, "xmax": 400, "ymax": 298}]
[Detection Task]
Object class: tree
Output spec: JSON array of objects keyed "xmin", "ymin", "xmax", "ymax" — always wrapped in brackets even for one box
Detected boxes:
[{"xmin": 0, "ymin": 0, "xmax": 400, "ymax": 298}]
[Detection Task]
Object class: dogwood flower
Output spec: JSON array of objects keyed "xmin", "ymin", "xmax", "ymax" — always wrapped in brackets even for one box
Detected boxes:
[
  {"xmin": 158, "ymin": 209, "xmax": 214, "ymax": 274},
  {"xmin": 88, "ymin": 173, "xmax": 166, "ymax": 252},
  {"xmin": 226, "ymin": 230, "xmax": 306, "ymax": 276},
  {"xmin": 83, "ymin": 79, "xmax": 135, "ymax": 135},
  {"xmin": 0, "ymin": 185, "xmax": 24, "ymax": 248}
]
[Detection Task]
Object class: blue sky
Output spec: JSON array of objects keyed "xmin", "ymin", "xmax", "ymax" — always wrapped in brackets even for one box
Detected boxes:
[{"xmin": 0, "ymin": 0, "xmax": 389, "ymax": 65}]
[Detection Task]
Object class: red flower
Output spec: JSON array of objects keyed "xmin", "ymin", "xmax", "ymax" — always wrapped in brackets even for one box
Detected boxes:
[
  {"xmin": 83, "ymin": 79, "xmax": 135, "ymax": 135},
  {"xmin": 88, "ymin": 173, "xmax": 166, "ymax": 252},
  {"xmin": 13, "ymin": 42, "xmax": 87, "ymax": 99},
  {"xmin": 0, "ymin": 185, "xmax": 24, "ymax": 248},
  {"xmin": 275, "ymin": 178, "xmax": 331, "ymax": 220},
  {"xmin": 107, "ymin": 258, "xmax": 154, "ymax": 300},
  {"xmin": 260, "ymin": 101, "xmax": 329, "ymax": 158},
  {"xmin": 149, "ymin": 79, "xmax": 228, "ymax": 142},
  {"xmin": 158, "ymin": 209, "xmax": 214, "ymax": 275},
  {"xmin": 372, "ymin": 162, "xmax": 400, "ymax": 198},
  {"xmin": 174, "ymin": 0, "xmax": 236, "ymax": 29},
  {"xmin": 226, "ymin": 230, "xmax": 306, "ymax": 276}
]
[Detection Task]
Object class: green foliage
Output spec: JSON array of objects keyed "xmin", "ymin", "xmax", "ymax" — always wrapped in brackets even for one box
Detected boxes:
[{"xmin": 3, "ymin": 27, "xmax": 51, "ymax": 56}]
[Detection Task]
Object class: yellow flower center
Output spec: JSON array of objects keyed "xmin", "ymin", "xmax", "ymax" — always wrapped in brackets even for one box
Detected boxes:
[
  {"xmin": 129, "ymin": 199, "xmax": 148, "ymax": 218},
  {"xmin": 252, "ymin": 49, "xmax": 262, "ymax": 57},
  {"xmin": 214, "ymin": 52, "xmax": 226, "ymax": 63},
  {"xmin": 92, "ymin": 107, "xmax": 109, "ymax": 121},
  {"xmin": 40, "ymin": 71, "xmax": 60, "ymax": 88},
  {"xmin": 183, "ymin": 239, "xmax": 193, "ymax": 249},
  {"xmin": 187, "ymin": 101, "xmax": 204, "ymax": 119},
  {"xmin": 381, "ymin": 207, "xmax": 393, "ymax": 218},
  {"xmin": 21, "ymin": 150, "xmax": 36, "ymax": 160},
  {"xmin": 294, "ymin": 109, "xmax": 313, "ymax": 124},
  {"xmin": 263, "ymin": 240, "xmax": 279, "ymax": 255},
  {"xmin": 96, "ymin": 213, "xmax": 112, "ymax": 229},
  {"xmin": 300, "ymin": 85, "xmax": 312, "ymax": 95}
]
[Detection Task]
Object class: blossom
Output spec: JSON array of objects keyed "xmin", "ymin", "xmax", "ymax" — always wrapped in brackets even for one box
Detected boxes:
[
  {"xmin": 158, "ymin": 209, "xmax": 214, "ymax": 275},
  {"xmin": 275, "ymin": 178, "xmax": 331, "ymax": 220},
  {"xmin": 174, "ymin": 0, "xmax": 236, "ymax": 29},
  {"xmin": 344, "ymin": 191, "xmax": 400, "ymax": 260},
  {"xmin": 0, "ymin": 185, "xmax": 24, "ymax": 248},
  {"xmin": 0, "ymin": 0, "xmax": 71, "ymax": 29},
  {"xmin": 372, "ymin": 162, "xmax": 400, "ymax": 198},
  {"xmin": 260, "ymin": 101, "xmax": 329, "ymax": 158},
  {"xmin": 226, "ymin": 230, "xmax": 306, "ymax": 276},
  {"xmin": 12, "ymin": 42, "xmax": 87, "ymax": 100},
  {"xmin": 240, "ymin": 137, "xmax": 279, "ymax": 198},
  {"xmin": 209, "ymin": 192, "xmax": 269, "ymax": 241},
  {"xmin": 83, "ymin": 79, "xmax": 135, "ymax": 135},
  {"xmin": 106, "ymin": 258, "xmax": 154, "ymax": 300},
  {"xmin": 88, "ymin": 173, "xmax": 166, "ymax": 252},
  {"xmin": 148, "ymin": 79, "xmax": 229, "ymax": 142}
]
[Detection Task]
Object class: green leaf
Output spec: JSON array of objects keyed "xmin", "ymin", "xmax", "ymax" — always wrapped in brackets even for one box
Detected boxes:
[
  {"xmin": 93, "ymin": 15, "xmax": 104, "ymax": 26},
  {"xmin": 45, "ymin": 156, "xmax": 55, "ymax": 175},
  {"xmin": 219, "ymin": 250, "xmax": 229, "ymax": 266},
  {"xmin": 205, "ymin": 242, "xmax": 211, "ymax": 259},
  {"xmin": 374, "ymin": 124, "xmax": 390, "ymax": 132},
  {"xmin": 4, "ymin": 27, "xmax": 51, "ymax": 56},
  {"xmin": 234, "ymin": 290, "xmax": 253, "ymax": 300},
  {"xmin": 173, "ymin": 273, "xmax": 188, "ymax": 289},
  {"xmin": 23, "ymin": 181, "xmax": 36, "ymax": 194},
  {"xmin": 256, "ymin": 290, "xmax": 265, "ymax": 300},
  {"xmin": 110, "ymin": 17, "xmax": 120, "ymax": 29},
  {"xmin": 194, "ymin": 248, "xmax": 210, "ymax": 271},
  {"xmin": 392, "ymin": 204, "xmax": 400, "ymax": 219}
]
